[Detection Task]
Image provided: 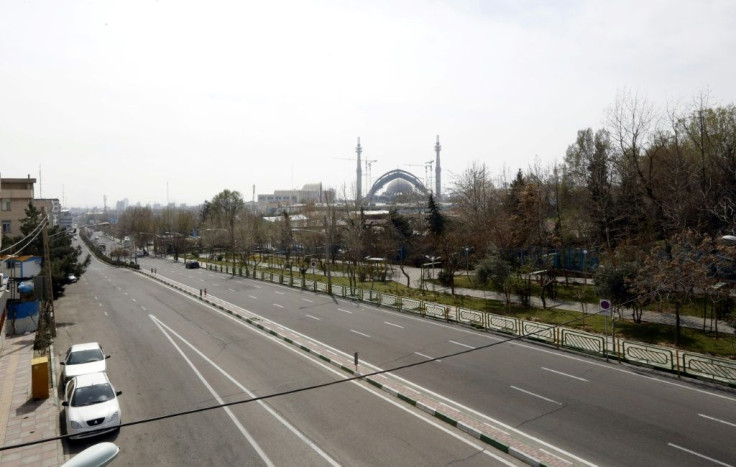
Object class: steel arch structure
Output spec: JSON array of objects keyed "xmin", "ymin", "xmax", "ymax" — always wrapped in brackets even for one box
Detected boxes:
[{"xmin": 365, "ymin": 169, "xmax": 428, "ymax": 202}]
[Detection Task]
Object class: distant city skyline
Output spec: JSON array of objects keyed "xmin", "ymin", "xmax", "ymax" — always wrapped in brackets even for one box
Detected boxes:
[{"xmin": 3, "ymin": 1, "xmax": 735, "ymax": 208}]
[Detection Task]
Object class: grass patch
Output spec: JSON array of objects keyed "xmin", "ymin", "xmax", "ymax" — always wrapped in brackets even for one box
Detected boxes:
[{"xmin": 207, "ymin": 261, "xmax": 736, "ymax": 358}]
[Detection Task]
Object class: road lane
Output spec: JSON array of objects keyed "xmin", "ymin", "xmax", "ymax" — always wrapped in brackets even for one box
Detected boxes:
[
  {"xmin": 55, "ymin": 251, "xmax": 522, "ymax": 465},
  {"xmin": 136, "ymin": 256, "xmax": 736, "ymax": 466}
]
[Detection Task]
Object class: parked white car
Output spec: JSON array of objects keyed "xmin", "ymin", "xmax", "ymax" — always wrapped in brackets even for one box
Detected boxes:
[
  {"xmin": 63, "ymin": 372, "xmax": 122, "ymax": 440},
  {"xmin": 60, "ymin": 343, "xmax": 109, "ymax": 385}
]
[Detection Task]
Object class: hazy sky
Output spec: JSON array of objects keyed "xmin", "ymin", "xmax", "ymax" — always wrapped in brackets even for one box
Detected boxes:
[{"xmin": 2, "ymin": 0, "xmax": 735, "ymax": 208}]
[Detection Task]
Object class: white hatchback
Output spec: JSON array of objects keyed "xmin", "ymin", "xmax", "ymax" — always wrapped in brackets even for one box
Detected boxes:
[
  {"xmin": 60, "ymin": 343, "xmax": 109, "ymax": 386},
  {"xmin": 63, "ymin": 372, "xmax": 122, "ymax": 440}
]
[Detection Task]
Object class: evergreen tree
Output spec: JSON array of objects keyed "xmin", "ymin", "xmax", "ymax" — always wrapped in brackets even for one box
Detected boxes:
[
  {"xmin": 9, "ymin": 202, "xmax": 91, "ymax": 298},
  {"xmin": 426, "ymin": 194, "xmax": 445, "ymax": 238}
]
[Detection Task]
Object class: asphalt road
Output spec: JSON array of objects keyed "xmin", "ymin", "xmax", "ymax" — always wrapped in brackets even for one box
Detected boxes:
[
  {"xmin": 134, "ymin": 255, "xmax": 736, "ymax": 467},
  {"xmin": 53, "ymin": 243, "xmax": 523, "ymax": 465}
]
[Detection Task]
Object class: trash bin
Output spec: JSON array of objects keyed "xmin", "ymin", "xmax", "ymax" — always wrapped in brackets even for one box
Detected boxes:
[{"xmin": 31, "ymin": 356, "xmax": 49, "ymax": 400}]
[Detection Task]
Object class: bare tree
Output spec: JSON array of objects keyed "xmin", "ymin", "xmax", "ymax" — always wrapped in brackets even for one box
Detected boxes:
[
  {"xmin": 633, "ymin": 231, "xmax": 714, "ymax": 346},
  {"xmin": 208, "ymin": 189, "xmax": 245, "ymax": 275}
]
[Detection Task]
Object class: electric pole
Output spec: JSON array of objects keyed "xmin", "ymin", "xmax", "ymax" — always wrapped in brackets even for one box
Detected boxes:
[{"xmin": 35, "ymin": 209, "xmax": 56, "ymax": 352}]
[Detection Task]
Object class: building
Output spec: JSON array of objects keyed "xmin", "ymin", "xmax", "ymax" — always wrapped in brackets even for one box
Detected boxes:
[
  {"xmin": 34, "ymin": 198, "xmax": 62, "ymax": 227},
  {"xmin": 59, "ymin": 210, "xmax": 74, "ymax": 230},
  {"xmin": 0, "ymin": 255, "xmax": 43, "ymax": 335},
  {"xmin": 257, "ymin": 183, "xmax": 335, "ymax": 213},
  {"xmin": 0, "ymin": 176, "xmax": 36, "ymax": 239}
]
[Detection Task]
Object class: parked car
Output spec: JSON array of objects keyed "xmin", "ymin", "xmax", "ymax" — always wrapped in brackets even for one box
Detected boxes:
[
  {"xmin": 67, "ymin": 274, "xmax": 78, "ymax": 283},
  {"xmin": 62, "ymin": 372, "xmax": 122, "ymax": 440},
  {"xmin": 185, "ymin": 261, "xmax": 200, "ymax": 269},
  {"xmin": 60, "ymin": 343, "xmax": 110, "ymax": 385}
]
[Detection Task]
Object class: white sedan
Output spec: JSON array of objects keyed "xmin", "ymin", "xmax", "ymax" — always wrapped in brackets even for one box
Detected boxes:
[
  {"xmin": 63, "ymin": 372, "xmax": 122, "ymax": 440},
  {"xmin": 60, "ymin": 343, "xmax": 109, "ymax": 386}
]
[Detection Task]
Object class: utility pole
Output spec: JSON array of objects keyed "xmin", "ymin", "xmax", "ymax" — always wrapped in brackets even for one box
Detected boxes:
[
  {"xmin": 323, "ymin": 215, "xmax": 332, "ymax": 294},
  {"xmin": 35, "ymin": 209, "xmax": 56, "ymax": 352}
]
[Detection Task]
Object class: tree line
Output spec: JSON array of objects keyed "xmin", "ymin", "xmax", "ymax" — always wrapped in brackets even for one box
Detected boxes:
[{"xmin": 104, "ymin": 90, "xmax": 736, "ymax": 345}]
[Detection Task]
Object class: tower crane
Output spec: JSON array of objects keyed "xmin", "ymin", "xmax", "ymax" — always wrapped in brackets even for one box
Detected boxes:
[
  {"xmin": 333, "ymin": 157, "xmax": 379, "ymax": 193},
  {"xmin": 404, "ymin": 161, "xmax": 434, "ymax": 192},
  {"xmin": 365, "ymin": 160, "xmax": 378, "ymax": 191}
]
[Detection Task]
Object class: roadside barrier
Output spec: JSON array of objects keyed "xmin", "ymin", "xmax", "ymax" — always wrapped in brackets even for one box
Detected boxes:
[{"xmin": 150, "ymin": 265, "xmax": 736, "ymax": 387}]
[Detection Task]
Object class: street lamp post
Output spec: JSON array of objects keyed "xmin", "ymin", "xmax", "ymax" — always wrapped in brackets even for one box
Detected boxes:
[{"xmin": 464, "ymin": 247, "xmax": 470, "ymax": 277}]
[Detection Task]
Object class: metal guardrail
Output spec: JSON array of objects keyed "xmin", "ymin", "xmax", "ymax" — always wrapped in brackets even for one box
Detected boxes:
[
  {"xmin": 621, "ymin": 342, "xmax": 674, "ymax": 370},
  {"xmin": 560, "ymin": 329, "xmax": 605, "ymax": 355},
  {"xmin": 151, "ymin": 267, "xmax": 736, "ymax": 386}
]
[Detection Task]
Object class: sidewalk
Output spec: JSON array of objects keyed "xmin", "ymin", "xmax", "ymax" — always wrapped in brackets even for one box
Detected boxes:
[
  {"xmin": 0, "ymin": 334, "xmax": 64, "ymax": 467},
  {"xmin": 390, "ymin": 265, "xmax": 736, "ymax": 334},
  {"xmin": 197, "ymin": 258, "xmax": 735, "ymax": 333}
]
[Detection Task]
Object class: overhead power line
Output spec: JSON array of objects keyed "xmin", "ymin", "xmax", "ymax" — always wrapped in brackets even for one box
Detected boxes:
[{"xmin": 0, "ymin": 309, "xmax": 597, "ymax": 452}]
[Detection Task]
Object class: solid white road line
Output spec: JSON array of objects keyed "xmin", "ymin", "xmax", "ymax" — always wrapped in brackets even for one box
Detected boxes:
[
  {"xmin": 150, "ymin": 316, "xmax": 274, "ymax": 466},
  {"xmin": 540, "ymin": 448, "xmax": 573, "ymax": 465},
  {"xmin": 699, "ymin": 413, "xmax": 736, "ymax": 428},
  {"xmin": 510, "ymin": 386, "xmax": 562, "ymax": 405},
  {"xmin": 542, "ymin": 367, "xmax": 589, "ymax": 382},
  {"xmin": 449, "ymin": 340, "xmax": 475, "ymax": 349},
  {"xmin": 143, "ymin": 273, "xmax": 592, "ymax": 466},
  {"xmin": 150, "ymin": 315, "xmax": 339, "ymax": 466},
  {"xmin": 668, "ymin": 443, "xmax": 732, "ymax": 467},
  {"xmin": 384, "ymin": 322, "xmax": 404, "ymax": 329},
  {"xmin": 414, "ymin": 352, "xmax": 441, "ymax": 362},
  {"xmin": 350, "ymin": 329, "xmax": 370, "ymax": 338}
]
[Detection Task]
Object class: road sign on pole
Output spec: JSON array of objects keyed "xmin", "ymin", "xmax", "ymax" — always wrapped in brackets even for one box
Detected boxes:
[{"xmin": 600, "ymin": 299, "xmax": 612, "ymax": 360}]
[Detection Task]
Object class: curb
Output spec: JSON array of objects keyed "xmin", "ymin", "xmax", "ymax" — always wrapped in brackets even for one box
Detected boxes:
[{"xmin": 142, "ymin": 270, "xmax": 551, "ymax": 466}]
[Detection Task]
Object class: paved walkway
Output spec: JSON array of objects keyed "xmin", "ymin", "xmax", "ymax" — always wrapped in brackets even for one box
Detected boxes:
[
  {"xmin": 217, "ymin": 259, "xmax": 735, "ymax": 334},
  {"xmin": 385, "ymin": 265, "xmax": 736, "ymax": 334},
  {"xmin": 0, "ymin": 335, "xmax": 64, "ymax": 467}
]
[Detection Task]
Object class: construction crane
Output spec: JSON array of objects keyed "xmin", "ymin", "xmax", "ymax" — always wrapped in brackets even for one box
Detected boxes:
[
  {"xmin": 333, "ymin": 157, "xmax": 379, "ymax": 192},
  {"xmin": 365, "ymin": 160, "xmax": 378, "ymax": 191},
  {"xmin": 404, "ymin": 161, "xmax": 434, "ymax": 192}
]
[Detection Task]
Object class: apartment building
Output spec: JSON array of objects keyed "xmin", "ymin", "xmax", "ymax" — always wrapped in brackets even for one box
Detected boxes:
[{"xmin": 0, "ymin": 176, "xmax": 36, "ymax": 240}]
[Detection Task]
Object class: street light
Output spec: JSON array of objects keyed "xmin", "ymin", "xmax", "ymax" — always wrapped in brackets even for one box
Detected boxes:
[
  {"xmin": 463, "ymin": 247, "xmax": 471, "ymax": 277},
  {"xmin": 423, "ymin": 255, "xmax": 441, "ymax": 291}
]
